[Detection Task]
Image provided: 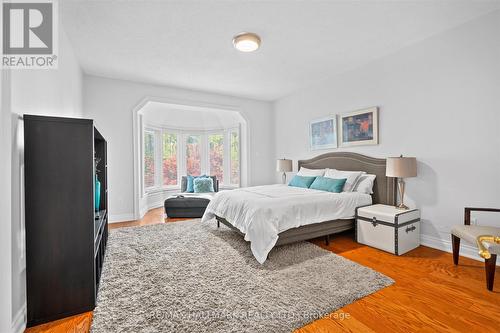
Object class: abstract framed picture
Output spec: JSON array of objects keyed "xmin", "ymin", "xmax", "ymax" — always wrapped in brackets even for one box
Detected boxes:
[
  {"xmin": 339, "ymin": 107, "xmax": 378, "ymax": 147},
  {"xmin": 309, "ymin": 116, "xmax": 337, "ymax": 150}
]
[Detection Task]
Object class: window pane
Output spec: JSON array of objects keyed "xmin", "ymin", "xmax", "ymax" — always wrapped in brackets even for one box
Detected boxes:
[
  {"xmin": 162, "ymin": 133, "xmax": 177, "ymax": 186},
  {"xmin": 186, "ymin": 135, "xmax": 201, "ymax": 176},
  {"xmin": 230, "ymin": 131, "xmax": 239, "ymax": 185},
  {"xmin": 144, "ymin": 131, "xmax": 155, "ymax": 188},
  {"xmin": 209, "ymin": 134, "xmax": 224, "ymax": 183}
]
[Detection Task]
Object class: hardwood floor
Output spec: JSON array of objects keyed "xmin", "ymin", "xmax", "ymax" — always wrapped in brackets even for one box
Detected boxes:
[
  {"xmin": 26, "ymin": 208, "xmax": 499, "ymax": 333},
  {"xmin": 24, "ymin": 312, "xmax": 93, "ymax": 333}
]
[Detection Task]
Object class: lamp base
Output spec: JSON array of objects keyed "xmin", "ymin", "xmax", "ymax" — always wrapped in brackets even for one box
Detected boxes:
[
  {"xmin": 396, "ymin": 178, "xmax": 410, "ymax": 210},
  {"xmin": 282, "ymin": 172, "xmax": 287, "ymax": 184},
  {"xmin": 396, "ymin": 203, "xmax": 409, "ymax": 210}
]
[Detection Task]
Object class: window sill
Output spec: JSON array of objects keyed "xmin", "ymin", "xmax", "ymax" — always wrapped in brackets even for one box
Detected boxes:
[
  {"xmin": 145, "ymin": 184, "xmax": 239, "ymax": 195},
  {"xmin": 145, "ymin": 187, "xmax": 180, "ymax": 195}
]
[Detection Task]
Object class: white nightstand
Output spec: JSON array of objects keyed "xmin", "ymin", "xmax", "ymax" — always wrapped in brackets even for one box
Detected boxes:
[{"xmin": 356, "ymin": 204, "xmax": 420, "ymax": 255}]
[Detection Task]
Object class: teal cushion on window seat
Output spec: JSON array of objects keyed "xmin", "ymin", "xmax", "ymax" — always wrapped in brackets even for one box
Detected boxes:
[
  {"xmin": 186, "ymin": 175, "xmax": 208, "ymax": 193},
  {"xmin": 193, "ymin": 177, "xmax": 214, "ymax": 193}
]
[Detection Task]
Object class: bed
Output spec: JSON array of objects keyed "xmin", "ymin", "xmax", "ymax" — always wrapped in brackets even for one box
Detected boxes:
[{"xmin": 202, "ymin": 152, "xmax": 396, "ymax": 263}]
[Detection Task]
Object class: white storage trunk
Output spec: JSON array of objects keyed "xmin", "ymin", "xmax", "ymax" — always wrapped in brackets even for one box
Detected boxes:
[{"xmin": 356, "ymin": 204, "xmax": 420, "ymax": 255}]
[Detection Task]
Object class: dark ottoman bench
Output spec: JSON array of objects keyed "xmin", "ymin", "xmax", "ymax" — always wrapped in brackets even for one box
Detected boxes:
[
  {"xmin": 164, "ymin": 176, "xmax": 218, "ymax": 218},
  {"xmin": 164, "ymin": 196, "xmax": 211, "ymax": 218}
]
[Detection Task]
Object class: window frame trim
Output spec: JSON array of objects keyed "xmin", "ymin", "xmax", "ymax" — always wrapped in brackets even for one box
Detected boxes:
[{"xmin": 228, "ymin": 125, "xmax": 241, "ymax": 187}]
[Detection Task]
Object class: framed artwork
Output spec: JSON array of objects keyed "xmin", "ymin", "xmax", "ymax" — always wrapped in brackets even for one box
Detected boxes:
[
  {"xmin": 310, "ymin": 116, "xmax": 337, "ymax": 150},
  {"xmin": 339, "ymin": 107, "xmax": 378, "ymax": 147}
]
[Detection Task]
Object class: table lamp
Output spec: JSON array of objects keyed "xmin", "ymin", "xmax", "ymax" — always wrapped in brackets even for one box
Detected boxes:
[
  {"xmin": 386, "ymin": 155, "xmax": 417, "ymax": 210},
  {"xmin": 277, "ymin": 158, "xmax": 292, "ymax": 184}
]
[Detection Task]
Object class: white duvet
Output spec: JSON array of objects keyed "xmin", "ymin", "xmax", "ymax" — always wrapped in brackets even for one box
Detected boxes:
[{"xmin": 201, "ymin": 184, "xmax": 372, "ymax": 264}]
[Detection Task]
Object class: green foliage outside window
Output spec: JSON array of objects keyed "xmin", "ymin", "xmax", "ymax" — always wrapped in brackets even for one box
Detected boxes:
[
  {"xmin": 209, "ymin": 134, "xmax": 224, "ymax": 183},
  {"xmin": 186, "ymin": 135, "xmax": 201, "ymax": 176},
  {"xmin": 163, "ymin": 133, "xmax": 177, "ymax": 185}
]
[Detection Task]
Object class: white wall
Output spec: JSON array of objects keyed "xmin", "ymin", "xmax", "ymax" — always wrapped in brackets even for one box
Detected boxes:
[
  {"xmin": 274, "ymin": 11, "xmax": 500, "ymax": 261},
  {"xmin": 1, "ymin": 3, "xmax": 13, "ymax": 330},
  {"xmin": 142, "ymin": 102, "xmax": 244, "ymax": 129},
  {"xmin": 1, "ymin": 70, "xmax": 13, "ymax": 333},
  {"xmin": 9, "ymin": 24, "xmax": 83, "ymax": 332},
  {"xmin": 83, "ymin": 75, "xmax": 275, "ymax": 222}
]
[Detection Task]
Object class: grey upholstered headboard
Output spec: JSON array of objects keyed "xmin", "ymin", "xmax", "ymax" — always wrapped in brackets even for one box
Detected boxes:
[{"xmin": 298, "ymin": 152, "xmax": 396, "ymax": 205}]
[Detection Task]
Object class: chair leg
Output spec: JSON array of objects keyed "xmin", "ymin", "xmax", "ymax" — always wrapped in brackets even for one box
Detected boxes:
[
  {"xmin": 485, "ymin": 254, "xmax": 497, "ymax": 291},
  {"xmin": 325, "ymin": 234, "xmax": 330, "ymax": 246},
  {"xmin": 451, "ymin": 235, "xmax": 460, "ymax": 265}
]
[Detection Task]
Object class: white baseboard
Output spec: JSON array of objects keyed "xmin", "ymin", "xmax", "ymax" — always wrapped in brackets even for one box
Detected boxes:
[
  {"xmin": 111, "ymin": 202, "xmax": 164, "ymax": 223},
  {"xmin": 108, "ymin": 213, "xmax": 135, "ymax": 223},
  {"xmin": 11, "ymin": 303, "xmax": 26, "ymax": 333},
  {"xmin": 139, "ymin": 205, "xmax": 148, "ymax": 219},
  {"xmin": 421, "ymin": 234, "xmax": 499, "ymax": 266}
]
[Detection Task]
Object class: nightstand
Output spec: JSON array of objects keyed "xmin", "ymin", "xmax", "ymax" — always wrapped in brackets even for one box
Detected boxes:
[{"xmin": 356, "ymin": 204, "xmax": 420, "ymax": 255}]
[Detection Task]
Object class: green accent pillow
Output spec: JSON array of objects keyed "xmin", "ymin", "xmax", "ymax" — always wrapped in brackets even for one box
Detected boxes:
[
  {"xmin": 288, "ymin": 175, "xmax": 317, "ymax": 188},
  {"xmin": 193, "ymin": 177, "xmax": 214, "ymax": 193},
  {"xmin": 309, "ymin": 176, "xmax": 347, "ymax": 193}
]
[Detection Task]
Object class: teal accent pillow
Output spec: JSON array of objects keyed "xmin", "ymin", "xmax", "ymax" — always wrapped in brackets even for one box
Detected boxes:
[
  {"xmin": 309, "ymin": 176, "xmax": 347, "ymax": 193},
  {"xmin": 193, "ymin": 177, "xmax": 214, "ymax": 193},
  {"xmin": 288, "ymin": 175, "xmax": 317, "ymax": 188},
  {"xmin": 186, "ymin": 175, "xmax": 208, "ymax": 193}
]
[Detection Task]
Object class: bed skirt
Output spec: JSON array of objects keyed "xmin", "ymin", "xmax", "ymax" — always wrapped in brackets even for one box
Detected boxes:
[{"xmin": 215, "ymin": 215, "xmax": 354, "ymax": 246}]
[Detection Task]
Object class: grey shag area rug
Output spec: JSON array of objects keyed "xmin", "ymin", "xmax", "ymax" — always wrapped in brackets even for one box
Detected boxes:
[{"xmin": 91, "ymin": 220, "xmax": 393, "ymax": 332}]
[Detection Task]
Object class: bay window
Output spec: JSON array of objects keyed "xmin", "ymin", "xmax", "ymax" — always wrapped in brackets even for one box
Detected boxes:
[{"xmin": 144, "ymin": 127, "xmax": 240, "ymax": 191}]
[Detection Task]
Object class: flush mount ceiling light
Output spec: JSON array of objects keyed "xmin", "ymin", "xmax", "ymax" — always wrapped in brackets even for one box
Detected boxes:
[{"xmin": 233, "ymin": 32, "xmax": 261, "ymax": 52}]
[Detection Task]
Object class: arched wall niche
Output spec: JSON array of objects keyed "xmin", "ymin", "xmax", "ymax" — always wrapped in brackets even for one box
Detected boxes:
[{"xmin": 132, "ymin": 97, "xmax": 249, "ymax": 219}]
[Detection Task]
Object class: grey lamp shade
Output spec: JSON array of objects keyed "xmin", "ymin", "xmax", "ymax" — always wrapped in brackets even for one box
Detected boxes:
[
  {"xmin": 386, "ymin": 156, "xmax": 417, "ymax": 178},
  {"xmin": 276, "ymin": 159, "xmax": 292, "ymax": 172}
]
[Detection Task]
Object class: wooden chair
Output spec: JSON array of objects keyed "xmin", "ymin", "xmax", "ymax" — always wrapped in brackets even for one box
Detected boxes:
[{"xmin": 451, "ymin": 207, "xmax": 500, "ymax": 291}]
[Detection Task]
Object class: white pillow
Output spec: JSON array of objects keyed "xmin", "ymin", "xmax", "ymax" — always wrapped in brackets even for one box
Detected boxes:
[
  {"xmin": 352, "ymin": 174, "xmax": 376, "ymax": 194},
  {"xmin": 324, "ymin": 169, "xmax": 365, "ymax": 192},
  {"xmin": 297, "ymin": 167, "xmax": 325, "ymax": 177}
]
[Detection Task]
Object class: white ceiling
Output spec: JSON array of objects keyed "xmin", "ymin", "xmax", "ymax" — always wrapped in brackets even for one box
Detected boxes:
[{"xmin": 62, "ymin": 1, "xmax": 500, "ymax": 101}]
